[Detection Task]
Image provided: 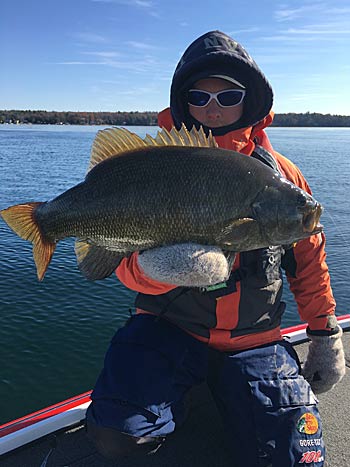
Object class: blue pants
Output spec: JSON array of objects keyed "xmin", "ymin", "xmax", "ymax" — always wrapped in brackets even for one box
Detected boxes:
[{"xmin": 86, "ymin": 314, "xmax": 325, "ymax": 466}]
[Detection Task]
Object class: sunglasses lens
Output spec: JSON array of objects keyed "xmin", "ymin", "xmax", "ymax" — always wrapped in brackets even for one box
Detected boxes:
[
  {"xmin": 217, "ymin": 90, "xmax": 244, "ymax": 107},
  {"xmin": 188, "ymin": 90, "xmax": 210, "ymax": 107}
]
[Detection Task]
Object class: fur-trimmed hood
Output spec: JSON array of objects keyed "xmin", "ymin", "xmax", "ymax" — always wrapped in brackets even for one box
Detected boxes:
[{"xmin": 170, "ymin": 30, "xmax": 273, "ymax": 136}]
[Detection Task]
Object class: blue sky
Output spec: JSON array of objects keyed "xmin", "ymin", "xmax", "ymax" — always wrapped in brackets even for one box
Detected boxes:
[{"xmin": 1, "ymin": 0, "xmax": 350, "ymax": 114}]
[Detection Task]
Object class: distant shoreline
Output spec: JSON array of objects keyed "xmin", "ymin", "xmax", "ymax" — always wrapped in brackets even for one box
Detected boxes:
[{"xmin": 1, "ymin": 110, "xmax": 350, "ymax": 127}]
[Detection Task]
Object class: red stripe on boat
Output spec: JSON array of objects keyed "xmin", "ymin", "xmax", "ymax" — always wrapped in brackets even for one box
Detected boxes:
[{"xmin": 0, "ymin": 391, "xmax": 92, "ymax": 437}]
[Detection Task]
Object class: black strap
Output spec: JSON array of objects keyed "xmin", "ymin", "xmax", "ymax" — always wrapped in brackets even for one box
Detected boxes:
[{"xmin": 251, "ymin": 144, "xmax": 281, "ymax": 173}]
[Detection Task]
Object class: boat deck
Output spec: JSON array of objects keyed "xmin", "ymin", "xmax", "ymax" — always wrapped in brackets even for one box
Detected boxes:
[{"xmin": 2, "ymin": 330, "xmax": 350, "ymax": 467}]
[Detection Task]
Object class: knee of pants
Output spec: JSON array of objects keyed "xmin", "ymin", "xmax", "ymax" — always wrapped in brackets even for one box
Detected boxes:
[{"xmin": 86, "ymin": 420, "xmax": 165, "ymax": 460}]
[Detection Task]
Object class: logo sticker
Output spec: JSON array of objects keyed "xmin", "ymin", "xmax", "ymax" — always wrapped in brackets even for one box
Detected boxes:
[
  {"xmin": 297, "ymin": 413, "xmax": 319, "ymax": 435},
  {"xmin": 298, "ymin": 450, "xmax": 324, "ymax": 463}
]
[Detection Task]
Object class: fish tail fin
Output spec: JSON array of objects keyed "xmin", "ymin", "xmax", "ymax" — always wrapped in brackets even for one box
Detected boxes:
[{"xmin": 1, "ymin": 202, "xmax": 56, "ymax": 280}]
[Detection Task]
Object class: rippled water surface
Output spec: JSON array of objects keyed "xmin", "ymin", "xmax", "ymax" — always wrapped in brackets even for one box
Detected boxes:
[{"xmin": 0, "ymin": 125, "xmax": 349, "ymax": 423}]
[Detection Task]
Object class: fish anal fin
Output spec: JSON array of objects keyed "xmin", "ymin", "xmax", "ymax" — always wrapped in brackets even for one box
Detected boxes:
[
  {"xmin": 1, "ymin": 202, "xmax": 56, "ymax": 281},
  {"xmin": 88, "ymin": 124, "xmax": 218, "ymax": 172},
  {"xmin": 75, "ymin": 240, "xmax": 125, "ymax": 280}
]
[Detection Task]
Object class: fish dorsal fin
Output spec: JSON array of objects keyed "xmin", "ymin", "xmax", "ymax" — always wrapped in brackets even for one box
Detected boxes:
[
  {"xmin": 88, "ymin": 127, "xmax": 147, "ymax": 172},
  {"xmin": 88, "ymin": 124, "xmax": 218, "ymax": 172},
  {"xmin": 144, "ymin": 124, "xmax": 218, "ymax": 148}
]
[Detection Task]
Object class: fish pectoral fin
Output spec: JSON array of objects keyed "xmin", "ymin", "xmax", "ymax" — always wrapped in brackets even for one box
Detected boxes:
[
  {"xmin": 75, "ymin": 240, "xmax": 126, "ymax": 280},
  {"xmin": 224, "ymin": 251, "xmax": 237, "ymax": 269},
  {"xmin": 216, "ymin": 218, "xmax": 258, "ymax": 247}
]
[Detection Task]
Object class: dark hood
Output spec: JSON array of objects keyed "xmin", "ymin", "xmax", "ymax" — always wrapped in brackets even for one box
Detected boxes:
[{"xmin": 170, "ymin": 30, "xmax": 273, "ymax": 136}]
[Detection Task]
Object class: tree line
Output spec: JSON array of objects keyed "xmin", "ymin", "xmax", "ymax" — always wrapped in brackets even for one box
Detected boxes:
[
  {"xmin": 0, "ymin": 110, "xmax": 158, "ymax": 126},
  {"xmin": 1, "ymin": 110, "xmax": 350, "ymax": 127},
  {"xmin": 272, "ymin": 113, "xmax": 350, "ymax": 127}
]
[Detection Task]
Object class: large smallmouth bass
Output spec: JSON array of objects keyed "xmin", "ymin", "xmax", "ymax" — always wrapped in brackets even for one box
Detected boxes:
[{"xmin": 1, "ymin": 125, "xmax": 323, "ymax": 281}]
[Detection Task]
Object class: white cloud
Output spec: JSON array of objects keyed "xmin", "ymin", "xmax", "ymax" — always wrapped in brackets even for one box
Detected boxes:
[
  {"xmin": 285, "ymin": 25, "xmax": 350, "ymax": 35},
  {"xmin": 73, "ymin": 32, "xmax": 108, "ymax": 43},
  {"xmin": 135, "ymin": 0, "xmax": 153, "ymax": 6},
  {"xmin": 53, "ymin": 61, "xmax": 105, "ymax": 65},
  {"xmin": 91, "ymin": 0, "xmax": 154, "ymax": 8},
  {"xmin": 258, "ymin": 32, "xmax": 346, "ymax": 42},
  {"xmin": 82, "ymin": 51, "xmax": 122, "ymax": 58},
  {"xmin": 228, "ymin": 27, "xmax": 260, "ymax": 35},
  {"xmin": 274, "ymin": 3, "xmax": 326, "ymax": 22},
  {"xmin": 97, "ymin": 79, "xmax": 123, "ymax": 85},
  {"xmin": 126, "ymin": 41, "xmax": 158, "ymax": 50},
  {"xmin": 89, "ymin": 0, "xmax": 159, "ymax": 17},
  {"xmin": 52, "ymin": 57, "xmax": 163, "ymax": 74},
  {"xmin": 274, "ymin": 1, "xmax": 350, "ymax": 25},
  {"xmin": 330, "ymin": 7, "xmax": 350, "ymax": 14}
]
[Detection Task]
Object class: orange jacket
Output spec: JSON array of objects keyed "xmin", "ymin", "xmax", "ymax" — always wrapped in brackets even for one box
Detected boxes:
[{"xmin": 117, "ymin": 109, "xmax": 336, "ymax": 349}]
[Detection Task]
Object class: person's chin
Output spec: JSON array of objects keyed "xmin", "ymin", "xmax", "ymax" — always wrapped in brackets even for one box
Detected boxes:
[{"xmin": 202, "ymin": 120, "xmax": 227, "ymax": 128}]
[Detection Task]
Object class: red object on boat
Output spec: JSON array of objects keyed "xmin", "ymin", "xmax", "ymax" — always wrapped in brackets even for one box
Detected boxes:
[{"xmin": 1, "ymin": 314, "xmax": 349, "ymax": 456}]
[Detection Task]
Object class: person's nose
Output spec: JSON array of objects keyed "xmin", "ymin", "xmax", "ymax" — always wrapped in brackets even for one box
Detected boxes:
[{"xmin": 206, "ymin": 99, "xmax": 222, "ymax": 120}]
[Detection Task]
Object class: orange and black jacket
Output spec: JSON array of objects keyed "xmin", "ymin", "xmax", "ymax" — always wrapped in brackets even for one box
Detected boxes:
[{"xmin": 116, "ymin": 108, "xmax": 336, "ymax": 352}]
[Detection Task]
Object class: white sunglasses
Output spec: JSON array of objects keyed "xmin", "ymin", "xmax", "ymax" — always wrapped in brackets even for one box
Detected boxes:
[{"xmin": 188, "ymin": 89, "xmax": 246, "ymax": 108}]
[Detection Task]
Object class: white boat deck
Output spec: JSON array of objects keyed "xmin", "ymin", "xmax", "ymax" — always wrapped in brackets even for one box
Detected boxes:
[{"xmin": 1, "ymin": 330, "xmax": 349, "ymax": 467}]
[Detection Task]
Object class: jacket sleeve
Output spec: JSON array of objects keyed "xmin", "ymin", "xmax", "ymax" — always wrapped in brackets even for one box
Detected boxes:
[
  {"xmin": 275, "ymin": 151, "xmax": 336, "ymax": 330},
  {"xmin": 116, "ymin": 252, "xmax": 177, "ymax": 295}
]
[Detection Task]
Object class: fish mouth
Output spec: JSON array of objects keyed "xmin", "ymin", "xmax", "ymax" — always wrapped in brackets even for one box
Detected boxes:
[{"xmin": 302, "ymin": 203, "xmax": 323, "ymax": 234}]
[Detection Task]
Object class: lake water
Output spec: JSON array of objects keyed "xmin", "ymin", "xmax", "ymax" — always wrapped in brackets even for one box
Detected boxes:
[{"xmin": 0, "ymin": 125, "xmax": 349, "ymax": 424}]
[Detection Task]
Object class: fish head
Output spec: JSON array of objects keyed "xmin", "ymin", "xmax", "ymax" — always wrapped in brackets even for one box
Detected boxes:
[{"xmin": 251, "ymin": 177, "xmax": 323, "ymax": 246}]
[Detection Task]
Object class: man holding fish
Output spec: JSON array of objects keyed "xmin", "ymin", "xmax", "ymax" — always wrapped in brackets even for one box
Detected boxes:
[
  {"xmin": 86, "ymin": 31, "xmax": 345, "ymax": 467},
  {"xmin": 1, "ymin": 31, "xmax": 345, "ymax": 466}
]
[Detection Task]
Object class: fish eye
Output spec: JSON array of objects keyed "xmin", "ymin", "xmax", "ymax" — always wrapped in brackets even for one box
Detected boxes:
[{"xmin": 296, "ymin": 193, "xmax": 307, "ymax": 207}]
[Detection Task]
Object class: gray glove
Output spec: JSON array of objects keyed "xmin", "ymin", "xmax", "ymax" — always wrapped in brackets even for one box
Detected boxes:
[
  {"xmin": 138, "ymin": 243, "xmax": 231, "ymax": 287},
  {"xmin": 302, "ymin": 324, "xmax": 346, "ymax": 394}
]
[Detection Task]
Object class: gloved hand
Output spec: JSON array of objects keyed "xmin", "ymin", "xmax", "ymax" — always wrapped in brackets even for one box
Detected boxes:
[
  {"xmin": 137, "ymin": 243, "xmax": 232, "ymax": 287},
  {"xmin": 302, "ymin": 324, "xmax": 346, "ymax": 394}
]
